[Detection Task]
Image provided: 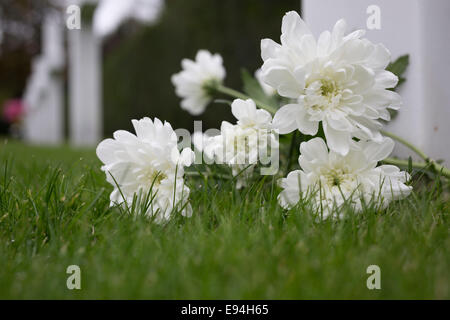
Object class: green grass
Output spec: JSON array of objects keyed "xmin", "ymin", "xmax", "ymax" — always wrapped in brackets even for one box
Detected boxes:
[{"xmin": 0, "ymin": 138, "xmax": 449, "ymax": 299}]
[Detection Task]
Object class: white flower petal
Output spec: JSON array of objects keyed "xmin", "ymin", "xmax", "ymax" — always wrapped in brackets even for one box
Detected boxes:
[
  {"xmin": 296, "ymin": 108, "xmax": 319, "ymax": 135},
  {"xmin": 375, "ymin": 71, "xmax": 398, "ymax": 89},
  {"xmin": 261, "ymin": 38, "xmax": 281, "ymax": 61},
  {"xmin": 179, "ymin": 148, "xmax": 195, "ymax": 167},
  {"xmin": 280, "ymin": 11, "xmax": 312, "ymax": 46},
  {"xmin": 299, "ymin": 137, "xmax": 329, "ymax": 173},
  {"xmin": 323, "ymin": 122, "xmax": 351, "ymax": 155},
  {"xmin": 96, "ymin": 138, "xmax": 118, "ymax": 164},
  {"xmin": 277, "ymin": 170, "xmax": 304, "ymax": 209},
  {"xmin": 231, "ymin": 99, "xmax": 256, "ymax": 122},
  {"xmin": 330, "ymin": 19, "xmax": 347, "ymax": 49},
  {"xmin": 262, "ymin": 66, "xmax": 302, "ymax": 98},
  {"xmin": 273, "ymin": 104, "xmax": 300, "ymax": 134},
  {"xmin": 317, "ymin": 30, "xmax": 331, "ymax": 56},
  {"xmin": 363, "ymin": 137, "xmax": 395, "ymax": 163},
  {"xmin": 367, "ymin": 43, "xmax": 391, "ymax": 69}
]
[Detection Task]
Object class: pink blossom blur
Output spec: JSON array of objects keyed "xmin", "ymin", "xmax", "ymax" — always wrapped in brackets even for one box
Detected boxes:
[{"xmin": 3, "ymin": 99, "xmax": 24, "ymax": 123}]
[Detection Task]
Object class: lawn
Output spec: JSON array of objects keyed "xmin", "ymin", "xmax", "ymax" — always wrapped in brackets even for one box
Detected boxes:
[{"xmin": 0, "ymin": 138, "xmax": 448, "ymax": 299}]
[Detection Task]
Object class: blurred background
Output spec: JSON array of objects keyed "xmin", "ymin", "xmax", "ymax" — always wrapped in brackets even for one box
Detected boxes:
[
  {"xmin": 0, "ymin": 0, "xmax": 300, "ymax": 142},
  {"xmin": 1, "ymin": 0, "xmax": 449, "ymax": 165}
]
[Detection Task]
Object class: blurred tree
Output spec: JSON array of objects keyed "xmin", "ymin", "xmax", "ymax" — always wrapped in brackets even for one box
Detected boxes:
[
  {"xmin": 0, "ymin": 0, "xmax": 49, "ymax": 110},
  {"xmin": 103, "ymin": 0, "xmax": 300, "ymax": 135}
]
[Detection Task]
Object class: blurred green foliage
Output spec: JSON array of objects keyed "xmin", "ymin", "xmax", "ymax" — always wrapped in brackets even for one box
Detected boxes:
[{"xmin": 103, "ymin": 0, "xmax": 300, "ymax": 136}]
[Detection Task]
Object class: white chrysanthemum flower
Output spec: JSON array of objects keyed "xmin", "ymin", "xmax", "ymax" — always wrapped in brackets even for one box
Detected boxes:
[
  {"xmin": 96, "ymin": 117, "xmax": 195, "ymax": 222},
  {"xmin": 261, "ymin": 11, "xmax": 401, "ymax": 155},
  {"xmin": 171, "ymin": 50, "xmax": 226, "ymax": 115},
  {"xmin": 205, "ymin": 99, "xmax": 278, "ymax": 188},
  {"xmin": 278, "ymin": 137, "xmax": 412, "ymax": 218},
  {"xmin": 255, "ymin": 68, "xmax": 276, "ymax": 96}
]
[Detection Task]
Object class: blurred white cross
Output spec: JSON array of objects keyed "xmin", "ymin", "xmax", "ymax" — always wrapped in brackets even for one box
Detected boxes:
[{"xmin": 23, "ymin": 13, "xmax": 65, "ymax": 144}]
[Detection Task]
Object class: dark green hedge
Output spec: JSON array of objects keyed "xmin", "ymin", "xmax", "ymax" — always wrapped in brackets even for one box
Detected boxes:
[{"xmin": 103, "ymin": 0, "xmax": 300, "ymax": 135}]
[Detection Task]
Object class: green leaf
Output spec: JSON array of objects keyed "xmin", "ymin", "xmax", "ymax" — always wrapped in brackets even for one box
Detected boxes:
[
  {"xmin": 386, "ymin": 55, "xmax": 409, "ymax": 120},
  {"xmin": 241, "ymin": 68, "xmax": 278, "ymax": 108},
  {"xmin": 408, "ymin": 156, "xmax": 413, "ymax": 175},
  {"xmin": 213, "ymin": 99, "xmax": 232, "ymax": 106},
  {"xmin": 387, "ymin": 54, "xmax": 409, "ymax": 90}
]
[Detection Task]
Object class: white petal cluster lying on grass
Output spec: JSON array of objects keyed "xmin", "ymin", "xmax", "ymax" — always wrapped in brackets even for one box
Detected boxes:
[
  {"xmin": 96, "ymin": 117, "xmax": 194, "ymax": 222},
  {"xmin": 98, "ymin": 10, "xmax": 417, "ymax": 222},
  {"xmin": 171, "ymin": 50, "xmax": 226, "ymax": 115},
  {"xmin": 204, "ymin": 99, "xmax": 278, "ymax": 188},
  {"xmin": 278, "ymin": 137, "xmax": 412, "ymax": 218},
  {"xmin": 261, "ymin": 11, "xmax": 401, "ymax": 155}
]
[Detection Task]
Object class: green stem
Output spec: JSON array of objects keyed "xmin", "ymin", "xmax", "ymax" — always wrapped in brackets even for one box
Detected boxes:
[
  {"xmin": 381, "ymin": 130, "xmax": 450, "ymax": 178},
  {"xmin": 381, "ymin": 130, "xmax": 429, "ymax": 161},
  {"xmin": 207, "ymin": 83, "xmax": 450, "ymax": 179},
  {"xmin": 286, "ymin": 131, "xmax": 298, "ymax": 175},
  {"xmin": 212, "ymin": 84, "xmax": 277, "ymax": 114},
  {"xmin": 185, "ymin": 171, "xmax": 231, "ymax": 180},
  {"xmin": 382, "ymin": 157, "xmax": 450, "ymax": 179}
]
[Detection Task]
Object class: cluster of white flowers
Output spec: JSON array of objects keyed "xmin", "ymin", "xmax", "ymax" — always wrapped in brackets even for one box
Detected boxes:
[
  {"xmin": 261, "ymin": 11, "xmax": 400, "ymax": 156},
  {"xmin": 96, "ymin": 117, "xmax": 194, "ymax": 223},
  {"xmin": 278, "ymin": 137, "xmax": 411, "ymax": 218},
  {"xmin": 265, "ymin": 12, "xmax": 411, "ymax": 215},
  {"xmin": 203, "ymin": 98, "xmax": 278, "ymax": 188},
  {"xmin": 98, "ymin": 10, "xmax": 414, "ymax": 222}
]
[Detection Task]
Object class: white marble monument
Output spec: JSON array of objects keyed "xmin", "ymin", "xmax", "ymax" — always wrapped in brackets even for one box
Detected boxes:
[
  {"xmin": 67, "ymin": 0, "xmax": 163, "ymax": 146},
  {"xmin": 68, "ymin": 19, "xmax": 103, "ymax": 146},
  {"xmin": 23, "ymin": 13, "xmax": 64, "ymax": 145}
]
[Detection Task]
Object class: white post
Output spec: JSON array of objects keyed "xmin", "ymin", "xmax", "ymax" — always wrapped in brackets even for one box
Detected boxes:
[
  {"xmin": 68, "ymin": 20, "xmax": 102, "ymax": 146},
  {"xmin": 302, "ymin": 0, "xmax": 450, "ymax": 165},
  {"xmin": 23, "ymin": 13, "xmax": 64, "ymax": 145}
]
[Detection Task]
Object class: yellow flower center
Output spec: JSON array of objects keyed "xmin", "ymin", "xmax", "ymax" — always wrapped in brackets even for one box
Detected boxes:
[
  {"xmin": 324, "ymin": 168, "xmax": 348, "ymax": 187},
  {"xmin": 149, "ymin": 170, "xmax": 167, "ymax": 186},
  {"xmin": 320, "ymin": 79, "xmax": 338, "ymax": 98},
  {"xmin": 305, "ymin": 78, "xmax": 342, "ymax": 111}
]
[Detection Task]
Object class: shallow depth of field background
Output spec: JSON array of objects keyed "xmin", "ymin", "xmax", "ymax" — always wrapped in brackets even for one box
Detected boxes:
[
  {"xmin": 0, "ymin": 0, "xmax": 300, "ymax": 136},
  {"xmin": 0, "ymin": 0, "xmax": 448, "ymax": 299}
]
